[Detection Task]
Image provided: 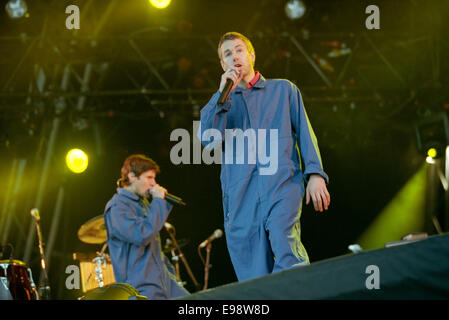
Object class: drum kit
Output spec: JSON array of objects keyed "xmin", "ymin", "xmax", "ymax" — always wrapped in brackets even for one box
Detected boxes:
[{"xmin": 1, "ymin": 212, "xmax": 212, "ymax": 300}]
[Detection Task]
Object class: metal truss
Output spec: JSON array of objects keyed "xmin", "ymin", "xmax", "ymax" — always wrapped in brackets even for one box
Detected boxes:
[
  {"xmin": 1, "ymin": 31, "xmax": 447, "ymax": 112},
  {"xmin": 0, "ymin": 0, "xmax": 447, "ymax": 119}
]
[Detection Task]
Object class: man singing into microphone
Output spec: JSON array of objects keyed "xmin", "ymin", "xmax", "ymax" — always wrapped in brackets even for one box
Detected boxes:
[
  {"xmin": 104, "ymin": 154, "xmax": 189, "ymax": 299},
  {"xmin": 199, "ymin": 32, "xmax": 331, "ymax": 281}
]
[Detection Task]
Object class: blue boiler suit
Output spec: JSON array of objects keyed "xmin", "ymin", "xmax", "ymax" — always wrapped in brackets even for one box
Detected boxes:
[
  {"xmin": 104, "ymin": 188, "xmax": 189, "ymax": 299},
  {"xmin": 199, "ymin": 74, "xmax": 329, "ymax": 281}
]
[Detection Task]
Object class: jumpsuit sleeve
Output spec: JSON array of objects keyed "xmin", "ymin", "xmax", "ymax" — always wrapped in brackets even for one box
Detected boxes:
[
  {"xmin": 197, "ymin": 90, "xmax": 233, "ymax": 149},
  {"xmin": 106, "ymin": 197, "xmax": 172, "ymax": 247},
  {"xmin": 289, "ymin": 82, "xmax": 329, "ymax": 184}
]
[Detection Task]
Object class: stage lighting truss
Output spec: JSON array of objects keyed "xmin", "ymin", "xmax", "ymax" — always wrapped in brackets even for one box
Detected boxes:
[{"xmin": 0, "ymin": 0, "xmax": 446, "ymax": 121}]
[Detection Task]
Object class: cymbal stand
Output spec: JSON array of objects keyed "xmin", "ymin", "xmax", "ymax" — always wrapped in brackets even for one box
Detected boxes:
[{"xmin": 164, "ymin": 224, "xmax": 200, "ymax": 291}]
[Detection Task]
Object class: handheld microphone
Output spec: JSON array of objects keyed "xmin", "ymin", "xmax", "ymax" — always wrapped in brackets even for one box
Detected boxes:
[
  {"xmin": 217, "ymin": 78, "xmax": 233, "ymax": 106},
  {"xmin": 199, "ymin": 229, "xmax": 223, "ymax": 248},
  {"xmin": 165, "ymin": 193, "xmax": 186, "ymax": 206},
  {"xmin": 149, "ymin": 189, "xmax": 186, "ymax": 206}
]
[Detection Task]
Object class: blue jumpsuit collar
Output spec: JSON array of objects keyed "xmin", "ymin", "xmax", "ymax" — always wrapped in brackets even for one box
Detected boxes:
[
  {"xmin": 253, "ymin": 74, "xmax": 266, "ymax": 89},
  {"xmin": 117, "ymin": 187, "xmax": 140, "ymax": 201},
  {"xmin": 235, "ymin": 73, "xmax": 266, "ymax": 93}
]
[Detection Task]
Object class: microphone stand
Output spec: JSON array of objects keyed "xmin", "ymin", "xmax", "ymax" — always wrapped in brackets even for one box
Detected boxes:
[
  {"xmin": 202, "ymin": 242, "xmax": 213, "ymax": 291},
  {"xmin": 164, "ymin": 225, "xmax": 200, "ymax": 291},
  {"xmin": 32, "ymin": 214, "xmax": 51, "ymax": 300},
  {"xmin": 165, "ymin": 238, "xmax": 182, "ymax": 285},
  {"xmin": 170, "ymin": 247, "xmax": 182, "ymax": 285}
]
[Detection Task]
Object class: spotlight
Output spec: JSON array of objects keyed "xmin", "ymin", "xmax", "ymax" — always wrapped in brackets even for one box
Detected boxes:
[
  {"xmin": 5, "ymin": 0, "xmax": 28, "ymax": 19},
  {"xmin": 424, "ymin": 143, "xmax": 444, "ymax": 161},
  {"xmin": 415, "ymin": 113, "xmax": 449, "ymax": 159},
  {"xmin": 427, "ymin": 148, "xmax": 438, "ymax": 159},
  {"xmin": 149, "ymin": 0, "xmax": 171, "ymax": 9},
  {"xmin": 66, "ymin": 148, "xmax": 88, "ymax": 174},
  {"xmin": 285, "ymin": 0, "xmax": 306, "ymax": 20}
]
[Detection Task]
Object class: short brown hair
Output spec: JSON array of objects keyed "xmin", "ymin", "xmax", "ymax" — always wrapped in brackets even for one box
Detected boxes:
[
  {"xmin": 120, "ymin": 154, "xmax": 160, "ymax": 187},
  {"xmin": 217, "ymin": 32, "xmax": 255, "ymax": 64}
]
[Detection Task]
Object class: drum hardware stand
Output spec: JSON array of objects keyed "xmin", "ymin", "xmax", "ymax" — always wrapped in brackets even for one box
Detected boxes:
[
  {"xmin": 1, "ymin": 244, "xmax": 14, "ymax": 296},
  {"xmin": 86, "ymin": 243, "xmax": 108, "ymax": 288},
  {"xmin": 27, "ymin": 269, "xmax": 40, "ymax": 300},
  {"xmin": 30, "ymin": 209, "xmax": 51, "ymax": 300},
  {"xmin": 0, "ymin": 244, "xmax": 13, "ymax": 300},
  {"xmin": 164, "ymin": 223, "xmax": 200, "ymax": 291}
]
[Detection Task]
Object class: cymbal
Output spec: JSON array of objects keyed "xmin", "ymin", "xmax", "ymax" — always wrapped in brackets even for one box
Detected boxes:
[{"xmin": 78, "ymin": 215, "xmax": 107, "ymax": 244}]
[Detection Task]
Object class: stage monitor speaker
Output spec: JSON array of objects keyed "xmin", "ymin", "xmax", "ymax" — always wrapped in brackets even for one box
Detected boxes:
[
  {"xmin": 78, "ymin": 283, "xmax": 147, "ymax": 300},
  {"xmin": 178, "ymin": 233, "xmax": 449, "ymax": 300}
]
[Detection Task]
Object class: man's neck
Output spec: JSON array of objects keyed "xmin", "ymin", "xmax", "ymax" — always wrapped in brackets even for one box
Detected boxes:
[
  {"xmin": 237, "ymin": 69, "xmax": 255, "ymax": 88},
  {"xmin": 124, "ymin": 185, "xmax": 136, "ymax": 195}
]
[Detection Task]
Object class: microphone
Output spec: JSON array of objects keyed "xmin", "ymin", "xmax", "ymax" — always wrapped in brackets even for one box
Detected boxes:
[
  {"xmin": 149, "ymin": 189, "xmax": 186, "ymax": 206},
  {"xmin": 217, "ymin": 78, "xmax": 233, "ymax": 106},
  {"xmin": 164, "ymin": 222, "xmax": 174, "ymax": 231},
  {"xmin": 199, "ymin": 229, "xmax": 223, "ymax": 248},
  {"xmin": 165, "ymin": 193, "xmax": 186, "ymax": 206},
  {"xmin": 30, "ymin": 208, "xmax": 40, "ymax": 221}
]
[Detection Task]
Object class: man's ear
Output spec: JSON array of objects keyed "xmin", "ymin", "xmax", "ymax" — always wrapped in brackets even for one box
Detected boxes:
[{"xmin": 128, "ymin": 172, "xmax": 136, "ymax": 183}]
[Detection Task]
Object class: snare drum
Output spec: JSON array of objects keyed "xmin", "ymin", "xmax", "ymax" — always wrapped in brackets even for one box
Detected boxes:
[{"xmin": 0, "ymin": 260, "xmax": 39, "ymax": 300}]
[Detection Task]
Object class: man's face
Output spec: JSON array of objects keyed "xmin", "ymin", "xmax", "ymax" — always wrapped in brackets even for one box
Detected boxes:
[
  {"xmin": 128, "ymin": 169, "xmax": 157, "ymax": 198},
  {"xmin": 220, "ymin": 38, "xmax": 255, "ymax": 78}
]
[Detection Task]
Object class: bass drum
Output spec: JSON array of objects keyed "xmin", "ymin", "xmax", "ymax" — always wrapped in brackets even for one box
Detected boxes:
[
  {"xmin": 0, "ymin": 260, "xmax": 39, "ymax": 300},
  {"xmin": 78, "ymin": 283, "xmax": 147, "ymax": 300}
]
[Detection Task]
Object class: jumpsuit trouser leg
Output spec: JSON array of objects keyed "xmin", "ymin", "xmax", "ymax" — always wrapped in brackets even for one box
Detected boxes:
[
  {"xmin": 225, "ymin": 187, "xmax": 309, "ymax": 282},
  {"xmin": 265, "ymin": 193, "xmax": 310, "ymax": 274}
]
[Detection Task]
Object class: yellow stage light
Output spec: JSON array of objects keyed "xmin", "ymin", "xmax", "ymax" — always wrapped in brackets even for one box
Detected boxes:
[
  {"xmin": 149, "ymin": 0, "xmax": 171, "ymax": 9},
  {"xmin": 66, "ymin": 149, "xmax": 88, "ymax": 174},
  {"xmin": 427, "ymin": 147, "xmax": 437, "ymax": 159}
]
